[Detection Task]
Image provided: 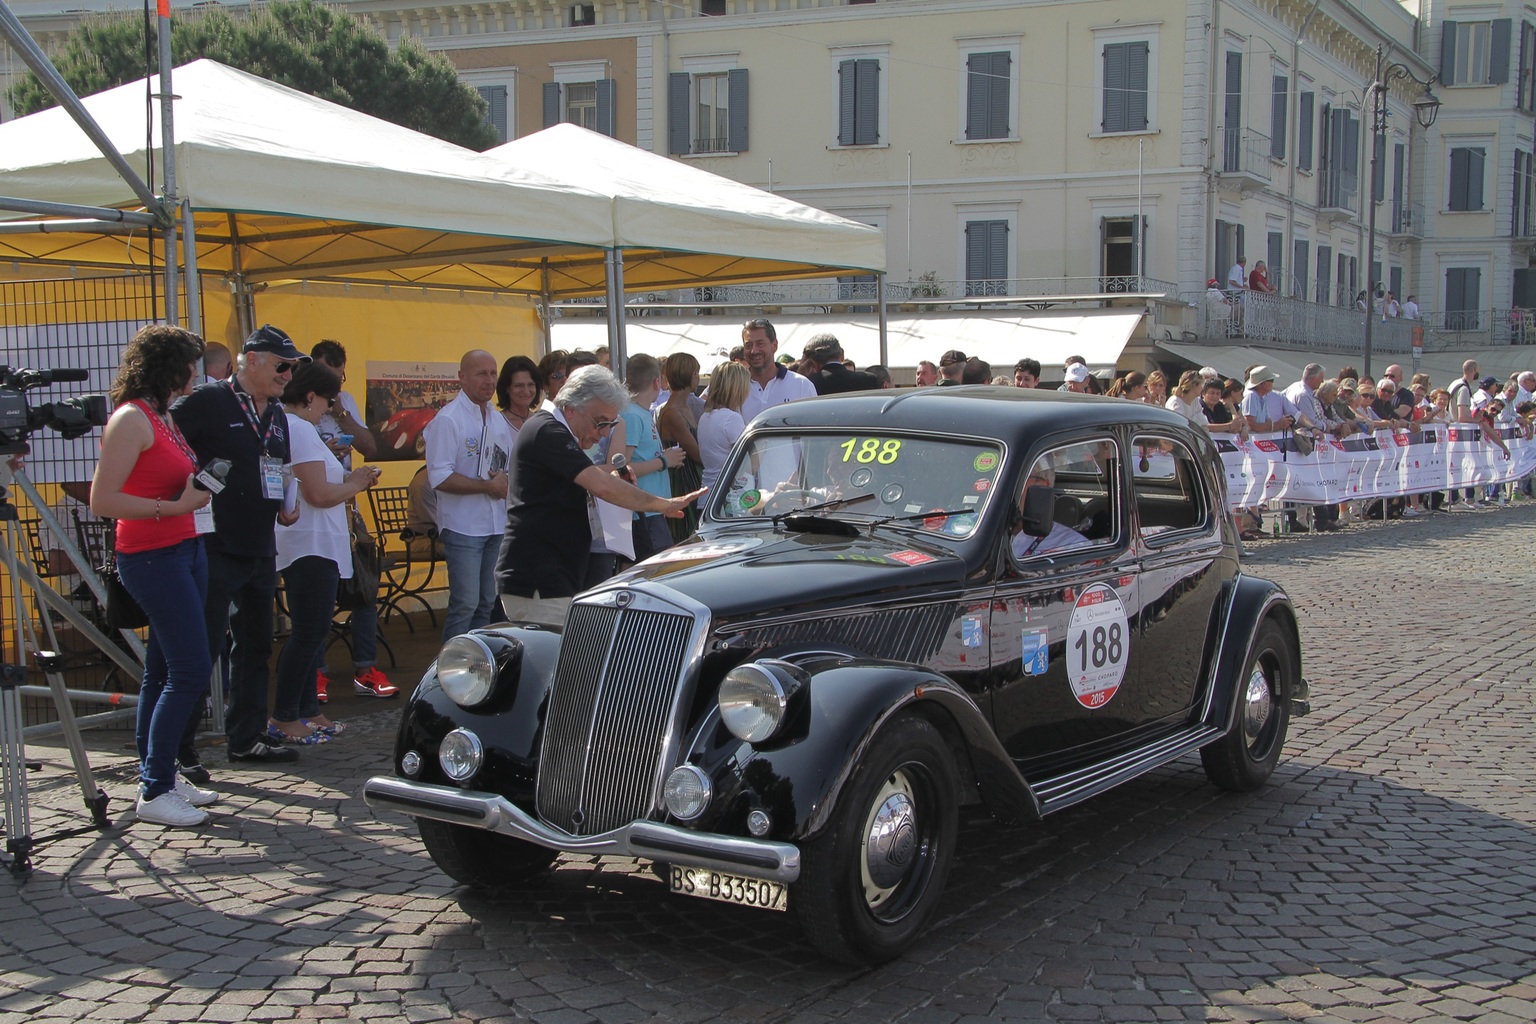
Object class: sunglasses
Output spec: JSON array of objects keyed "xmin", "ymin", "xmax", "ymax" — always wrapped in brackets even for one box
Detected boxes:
[
  {"xmin": 274, "ymin": 361, "xmax": 297, "ymax": 374},
  {"xmin": 594, "ymin": 417, "xmax": 621, "ymax": 431}
]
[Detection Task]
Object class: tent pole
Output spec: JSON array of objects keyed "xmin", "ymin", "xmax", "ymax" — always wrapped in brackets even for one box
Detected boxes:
[
  {"xmin": 877, "ymin": 273, "xmax": 889, "ymax": 369},
  {"xmin": 540, "ymin": 258, "xmax": 553, "ymax": 358},
  {"xmin": 157, "ymin": 10, "xmax": 179, "ymax": 325},
  {"xmin": 0, "ymin": 196, "xmax": 158, "ymax": 226},
  {"xmin": 181, "ymin": 199, "xmax": 202, "ymax": 337},
  {"xmin": 227, "ymin": 213, "xmax": 253, "ymax": 338},
  {"xmin": 605, "ymin": 248, "xmax": 629, "ymax": 377},
  {"xmin": 0, "ymin": 1, "xmax": 163, "ymax": 214}
]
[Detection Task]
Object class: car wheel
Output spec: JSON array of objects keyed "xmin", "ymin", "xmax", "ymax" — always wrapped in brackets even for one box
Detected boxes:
[
  {"xmin": 1201, "ymin": 619, "xmax": 1295, "ymax": 792},
  {"xmin": 417, "ymin": 817, "xmax": 558, "ymax": 887},
  {"xmin": 792, "ymin": 714, "xmax": 959, "ymax": 965}
]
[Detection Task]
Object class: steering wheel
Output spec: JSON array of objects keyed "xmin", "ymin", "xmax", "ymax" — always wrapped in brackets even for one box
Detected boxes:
[{"xmin": 761, "ymin": 488, "xmax": 819, "ymax": 515}]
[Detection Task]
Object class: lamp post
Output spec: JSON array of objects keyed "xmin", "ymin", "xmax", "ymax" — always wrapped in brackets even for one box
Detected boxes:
[{"xmin": 1362, "ymin": 44, "xmax": 1441, "ymax": 380}]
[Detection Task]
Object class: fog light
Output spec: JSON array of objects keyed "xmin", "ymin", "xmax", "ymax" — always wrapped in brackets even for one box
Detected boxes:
[
  {"xmin": 400, "ymin": 750, "xmax": 422, "ymax": 778},
  {"xmin": 747, "ymin": 808, "xmax": 771, "ymax": 837},
  {"xmin": 438, "ymin": 728, "xmax": 483, "ymax": 782},
  {"xmin": 663, "ymin": 765, "xmax": 711, "ymax": 820}
]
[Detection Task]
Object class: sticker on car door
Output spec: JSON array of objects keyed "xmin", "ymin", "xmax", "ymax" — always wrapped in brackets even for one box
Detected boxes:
[{"xmin": 1066, "ymin": 582, "xmax": 1129, "ymax": 708}]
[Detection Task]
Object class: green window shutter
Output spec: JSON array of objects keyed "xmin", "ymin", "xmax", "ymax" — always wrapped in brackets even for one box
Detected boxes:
[
  {"xmin": 965, "ymin": 220, "xmax": 1008, "ymax": 292},
  {"xmin": 476, "ymin": 85, "xmax": 508, "ymax": 143},
  {"xmin": 1297, "ymin": 92, "xmax": 1313, "ymax": 170},
  {"xmin": 596, "ymin": 78, "xmax": 617, "ymax": 137},
  {"xmin": 966, "ymin": 51, "xmax": 1010, "ymax": 140},
  {"xmin": 1492, "ymin": 19, "xmax": 1513, "ymax": 84},
  {"xmin": 668, "ymin": 72, "xmax": 690, "ymax": 154},
  {"xmin": 1292, "ymin": 240, "xmax": 1308, "ymax": 300},
  {"xmin": 1373, "ymin": 133, "xmax": 1386, "ymax": 202},
  {"xmin": 1102, "ymin": 42, "xmax": 1127, "ymax": 132},
  {"xmin": 1469, "ymin": 147, "xmax": 1486, "ymax": 209},
  {"xmin": 1442, "ymin": 21, "xmax": 1460, "ymax": 84},
  {"xmin": 1270, "ymin": 76, "xmax": 1287, "ymax": 159},
  {"xmin": 727, "ymin": 68, "xmax": 749, "ymax": 152},
  {"xmin": 854, "ymin": 59, "xmax": 879, "ymax": 144},
  {"xmin": 1125, "ymin": 42, "xmax": 1148, "ymax": 131},
  {"xmin": 838, "ymin": 59, "xmax": 857, "ymax": 145},
  {"xmin": 542, "ymin": 82, "xmax": 561, "ymax": 129}
]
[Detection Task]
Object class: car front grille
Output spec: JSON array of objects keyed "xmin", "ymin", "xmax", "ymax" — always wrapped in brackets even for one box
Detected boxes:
[{"xmin": 536, "ymin": 599, "xmax": 696, "ymax": 837}]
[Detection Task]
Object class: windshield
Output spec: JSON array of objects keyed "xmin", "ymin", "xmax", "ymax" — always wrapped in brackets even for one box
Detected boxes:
[{"xmin": 709, "ymin": 431, "xmax": 1004, "ymax": 538}]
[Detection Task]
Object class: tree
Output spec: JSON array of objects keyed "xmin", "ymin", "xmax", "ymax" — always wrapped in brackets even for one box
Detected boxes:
[{"xmin": 7, "ymin": 1, "xmax": 498, "ymax": 151}]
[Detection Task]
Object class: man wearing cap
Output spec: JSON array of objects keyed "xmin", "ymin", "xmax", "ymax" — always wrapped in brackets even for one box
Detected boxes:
[
  {"xmin": 803, "ymin": 334, "xmax": 879, "ymax": 394},
  {"xmin": 1240, "ymin": 366, "xmax": 1307, "ymax": 531},
  {"xmin": 1060, "ymin": 363, "xmax": 1094, "ymax": 393},
  {"xmin": 171, "ymin": 325, "xmax": 305, "ymax": 767},
  {"xmin": 937, "ymin": 350, "xmax": 967, "ymax": 385}
]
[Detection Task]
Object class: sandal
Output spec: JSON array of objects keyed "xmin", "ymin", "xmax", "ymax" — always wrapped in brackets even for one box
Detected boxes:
[
  {"xmin": 303, "ymin": 719, "xmax": 346, "ymax": 737},
  {"xmin": 265, "ymin": 722, "xmax": 330, "ymax": 746}
]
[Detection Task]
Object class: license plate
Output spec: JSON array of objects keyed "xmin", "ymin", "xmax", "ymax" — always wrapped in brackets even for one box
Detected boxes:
[{"xmin": 667, "ymin": 866, "xmax": 788, "ymax": 912}]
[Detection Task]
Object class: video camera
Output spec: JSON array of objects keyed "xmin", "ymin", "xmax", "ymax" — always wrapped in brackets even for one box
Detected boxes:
[{"xmin": 0, "ymin": 366, "xmax": 110, "ymax": 456}]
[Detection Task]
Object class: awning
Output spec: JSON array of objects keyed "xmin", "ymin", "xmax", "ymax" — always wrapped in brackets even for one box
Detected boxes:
[
  {"xmin": 1157, "ymin": 339, "xmax": 1536, "ymax": 388},
  {"xmin": 554, "ymin": 310, "xmax": 1145, "ymax": 370}
]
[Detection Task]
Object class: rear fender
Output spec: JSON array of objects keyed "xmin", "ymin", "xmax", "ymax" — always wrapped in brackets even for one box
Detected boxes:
[
  {"xmin": 686, "ymin": 658, "xmax": 1041, "ymax": 844},
  {"xmin": 1202, "ymin": 576, "xmax": 1306, "ymax": 734}
]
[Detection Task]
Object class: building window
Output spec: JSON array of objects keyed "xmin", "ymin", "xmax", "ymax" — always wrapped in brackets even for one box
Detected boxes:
[
  {"xmin": 668, "ymin": 69, "xmax": 748, "ymax": 155},
  {"xmin": 1316, "ymin": 244, "xmax": 1332, "ymax": 304},
  {"xmin": 1270, "ymin": 75, "xmax": 1287, "ymax": 160},
  {"xmin": 1515, "ymin": 150, "xmax": 1536, "ymax": 237},
  {"xmin": 837, "ymin": 57, "xmax": 881, "ymax": 146},
  {"xmin": 1448, "ymin": 146, "xmax": 1486, "ymax": 211},
  {"xmin": 964, "ymin": 219, "xmax": 1009, "ymax": 295},
  {"xmin": 1292, "ymin": 239, "xmax": 1309, "ymax": 301},
  {"xmin": 964, "ymin": 51, "xmax": 1012, "ymax": 140},
  {"xmin": 1100, "ymin": 41, "xmax": 1150, "ymax": 134},
  {"xmin": 700, "ymin": 0, "xmax": 726, "ymax": 14},
  {"xmin": 568, "ymin": 4, "xmax": 595, "ymax": 27},
  {"xmin": 543, "ymin": 78, "xmax": 616, "ymax": 137},
  {"xmin": 462, "ymin": 71, "xmax": 516, "ymax": 143},
  {"xmin": 1297, "ymin": 91, "xmax": 1314, "ymax": 171},
  {"xmin": 1441, "ymin": 20, "xmax": 1511, "ymax": 86},
  {"xmin": 1266, "ymin": 231, "xmax": 1283, "ymax": 292},
  {"xmin": 1444, "ymin": 267, "xmax": 1482, "ymax": 329},
  {"xmin": 1318, "ymin": 104, "xmax": 1359, "ymax": 210},
  {"xmin": 1100, "ymin": 216, "xmax": 1143, "ymax": 287}
]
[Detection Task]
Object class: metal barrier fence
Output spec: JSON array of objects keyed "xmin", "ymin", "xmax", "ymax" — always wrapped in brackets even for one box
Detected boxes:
[{"xmin": 1205, "ymin": 290, "xmax": 1536, "ymax": 353}]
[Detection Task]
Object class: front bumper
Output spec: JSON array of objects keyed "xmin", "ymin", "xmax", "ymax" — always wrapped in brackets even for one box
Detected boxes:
[{"xmin": 363, "ymin": 776, "xmax": 802, "ymax": 884}]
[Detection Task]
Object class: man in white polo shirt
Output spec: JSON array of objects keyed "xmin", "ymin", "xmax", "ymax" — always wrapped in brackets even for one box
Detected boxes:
[
  {"xmin": 423, "ymin": 350, "xmax": 513, "ymax": 640},
  {"xmin": 740, "ymin": 318, "xmax": 816, "ymax": 488}
]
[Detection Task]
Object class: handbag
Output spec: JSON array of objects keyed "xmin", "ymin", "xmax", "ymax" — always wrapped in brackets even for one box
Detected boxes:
[
  {"xmin": 336, "ymin": 509, "xmax": 381, "ymax": 611},
  {"xmin": 1290, "ymin": 428, "xmax": 1316, "ymax": 457},
  {"xmin": 100, "ymin": 555, "xmax": 149, "ymax": 630}
]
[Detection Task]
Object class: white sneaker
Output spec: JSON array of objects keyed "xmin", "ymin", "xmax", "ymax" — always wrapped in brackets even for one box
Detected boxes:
[
  {"xmin": 1402, "ymin": 507, "xmax": 1421, "ymax": 517},
  {"xmin": 174, "ymin": 774, "xmax": 218, "ymax": 807},
  {"xmin": 136, "ymin": 790, "xmax": 210, "ymax": 827}
]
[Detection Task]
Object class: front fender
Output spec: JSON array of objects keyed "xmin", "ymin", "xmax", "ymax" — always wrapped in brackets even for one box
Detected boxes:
[
  {"xmin": 390, "ymin": 624, "xmax": 565, "ymax": 799},
  {"xmin": 1203, "ymin": 574, "xmax": 1307, "ymax": 734},
  {"xmin": 685, "ymin": 658, "xmax": 1041, "ymax": 845}
]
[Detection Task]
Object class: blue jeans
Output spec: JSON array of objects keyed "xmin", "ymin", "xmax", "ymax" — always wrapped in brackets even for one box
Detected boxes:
[
  {"xmin": 200, "ymin": 547, "xmax": 278, "ymax": 754},
  {"xmin": 117, "ymin": 538, "xmax": 211, "ymax": 799},
  {"xmin": 311, "ymin": 595, "xmax": 377, "ymax": 676},
  {"xmin": 440, "ymin": 529, "xmax": 501, "ymax": 640},
  {"xmin": 274, "ymin": 556, "xmax": 339, "ymax": 722}
]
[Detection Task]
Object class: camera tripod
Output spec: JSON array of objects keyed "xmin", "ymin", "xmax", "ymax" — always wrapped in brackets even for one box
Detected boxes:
[{"xmin": 0, "ymin": 464, "xmax": 116, "ymax": 876}]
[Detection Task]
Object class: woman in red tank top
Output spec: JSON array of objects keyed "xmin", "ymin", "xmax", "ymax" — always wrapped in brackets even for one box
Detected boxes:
[{"xmin": 89, "ymin": 325, "xmax": 219, "ymax": 828}]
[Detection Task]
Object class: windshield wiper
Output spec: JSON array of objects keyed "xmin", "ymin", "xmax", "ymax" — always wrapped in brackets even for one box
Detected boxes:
[
  {"xmin": 769, "ymin": 491, "xmax": 876, "ymax": 526},
  {"xmin": 867, "ymin": 508, "xmax": 975, "ymax": 534}
]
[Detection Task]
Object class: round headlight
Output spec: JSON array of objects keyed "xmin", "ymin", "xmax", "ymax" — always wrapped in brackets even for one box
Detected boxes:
[
  {"xmin": 663, "ymin": 764, "xmax": 712, "ymax": 820},
  {"xmin": 719, "ymin": 664, "xmax": 789, "ymax": 743},
  {"xmin": 438, "ymin": 728, "xmax": 484, "ymax": 781},
  {"xmin": 437, "ymin": 635, "xmax": 496, "ymax": 706}
]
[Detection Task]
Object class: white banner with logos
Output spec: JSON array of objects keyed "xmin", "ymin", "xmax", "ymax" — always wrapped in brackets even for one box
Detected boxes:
[{"xmin": 1215, "ymin": 427, "xmax": 1536, "ymax": 509}]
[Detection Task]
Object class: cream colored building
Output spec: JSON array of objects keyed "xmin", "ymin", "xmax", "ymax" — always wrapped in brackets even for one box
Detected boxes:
[{"xmin": 7, "ymin": 0, "xmax": 1535, "ymax": 374}]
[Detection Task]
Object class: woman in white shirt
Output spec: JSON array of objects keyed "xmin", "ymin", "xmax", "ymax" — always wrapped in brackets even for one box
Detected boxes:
[
  {"xmin": 271, "ymin": 363, "xmax": 379, "ymax": 743},
  {"xmin": 696, "ymin": 362, "xmax": 750, "ymax": 510},
  {"xmin": 1164, "ymin": 371, "xmax": 1205, "ymax": 425}
]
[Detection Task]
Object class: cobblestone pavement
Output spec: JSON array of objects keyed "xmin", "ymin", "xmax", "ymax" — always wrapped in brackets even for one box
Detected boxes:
[{"xmin": 3, "ymin": 503, "xmax": 1535, "ymax": 1024}]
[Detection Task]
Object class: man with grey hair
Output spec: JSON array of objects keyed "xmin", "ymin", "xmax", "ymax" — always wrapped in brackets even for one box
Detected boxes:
[
  {"xmin": 804, "ymin": 333, "xmax": 879, "ymax": 394},
  {"xmin": 1283, "ymin": 363, "xmax": 1342, "ymax": 530},
  {"xmin": 496, "ymin": 365, "xmax": 705, "ymax": 625}
]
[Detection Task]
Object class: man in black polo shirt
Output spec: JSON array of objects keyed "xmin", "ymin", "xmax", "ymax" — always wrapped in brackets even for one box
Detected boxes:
[{"xmin": 172, "ymin": 325, "xmax": 304, "ymax": 767}]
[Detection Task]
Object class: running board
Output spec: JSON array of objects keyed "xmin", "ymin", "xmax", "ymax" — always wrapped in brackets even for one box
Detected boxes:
[{"xmin": 1029, "ymin": 725, "xmax": 1224, "ymax": 816}]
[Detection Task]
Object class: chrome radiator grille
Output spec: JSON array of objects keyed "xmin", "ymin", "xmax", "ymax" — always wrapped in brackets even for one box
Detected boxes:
[{"xmin": 536, "ymin": 600, "xmax": 695, "ymax": 837}]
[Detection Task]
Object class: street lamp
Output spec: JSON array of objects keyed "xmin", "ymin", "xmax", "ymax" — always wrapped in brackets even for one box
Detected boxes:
[{"xmin": 1362, "ymin": 45, "xmax": 1441, "ymax": 380}]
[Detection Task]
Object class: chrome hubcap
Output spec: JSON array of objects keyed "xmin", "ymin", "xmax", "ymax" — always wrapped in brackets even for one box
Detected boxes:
[
  {"xmin": 862, "ymin": 770, "xmax": 918, "ymax": 904},
  {"xmin": 1244, "ymin": 666, "xmax": 1273, "ymax": 742}
]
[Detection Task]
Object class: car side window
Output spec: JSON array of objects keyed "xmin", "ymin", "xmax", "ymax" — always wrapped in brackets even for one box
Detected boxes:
[
  {"xmin": 1129, "ymin": 435, "xmax": 1210, "ymax": 539},
  {"xmin": 1008, "ymin": 438, "xmax": 1119, "ymax": 564}
]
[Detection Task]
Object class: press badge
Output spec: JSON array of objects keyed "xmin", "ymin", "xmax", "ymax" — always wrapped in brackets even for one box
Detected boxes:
[
  {"xmin": 193, "ymin": 504, "xmax": 215, "ymax": 535},
  {"xmin": 1021, "ymin": 628, "xmax": 1049, "ymax": 676},
  {"xmin": 260, "ymin": 456, "xmax": 285, "ymax": 500}
]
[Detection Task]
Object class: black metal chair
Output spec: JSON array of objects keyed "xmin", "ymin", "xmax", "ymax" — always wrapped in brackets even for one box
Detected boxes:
[{"xmin": 366, "ymin": 486, "xmax": 443, "ymax": 632}]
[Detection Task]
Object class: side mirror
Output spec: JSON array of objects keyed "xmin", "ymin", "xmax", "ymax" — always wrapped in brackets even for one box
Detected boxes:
[{"xmin": 1018, "ymin": 484, "xmax": 1056, "ymax": 538}]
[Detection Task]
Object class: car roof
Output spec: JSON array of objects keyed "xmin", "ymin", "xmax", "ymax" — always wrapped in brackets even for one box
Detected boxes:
[{"xmin": 745, "ymin": 385, "xmax": 1198, "ymax": 441}]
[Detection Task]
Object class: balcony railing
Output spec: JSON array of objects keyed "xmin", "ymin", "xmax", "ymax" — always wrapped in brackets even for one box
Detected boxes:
[
  {"xmin": 1220, "ymin": 127, "xmax": 1272, "ymax": 185},
  {"xmin": 1204, "ymin": 291, "xmax": 1536, "ymax": 351}
]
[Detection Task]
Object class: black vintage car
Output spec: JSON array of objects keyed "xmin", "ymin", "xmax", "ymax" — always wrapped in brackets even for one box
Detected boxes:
[{"xmin": 364, "ymin": 386, "xmax": 1308, "ymax": 964}]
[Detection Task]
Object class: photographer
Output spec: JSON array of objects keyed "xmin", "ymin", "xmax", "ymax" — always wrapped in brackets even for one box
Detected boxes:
[{"xmin": 89, "ymin": 325, "xmax": 219, "ymax": 827}]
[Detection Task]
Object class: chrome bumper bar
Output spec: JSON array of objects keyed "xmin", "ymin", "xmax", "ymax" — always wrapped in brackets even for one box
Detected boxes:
[{"xmin": 363, "ymin": 776, "xmax": 801, "ymax": 884}]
